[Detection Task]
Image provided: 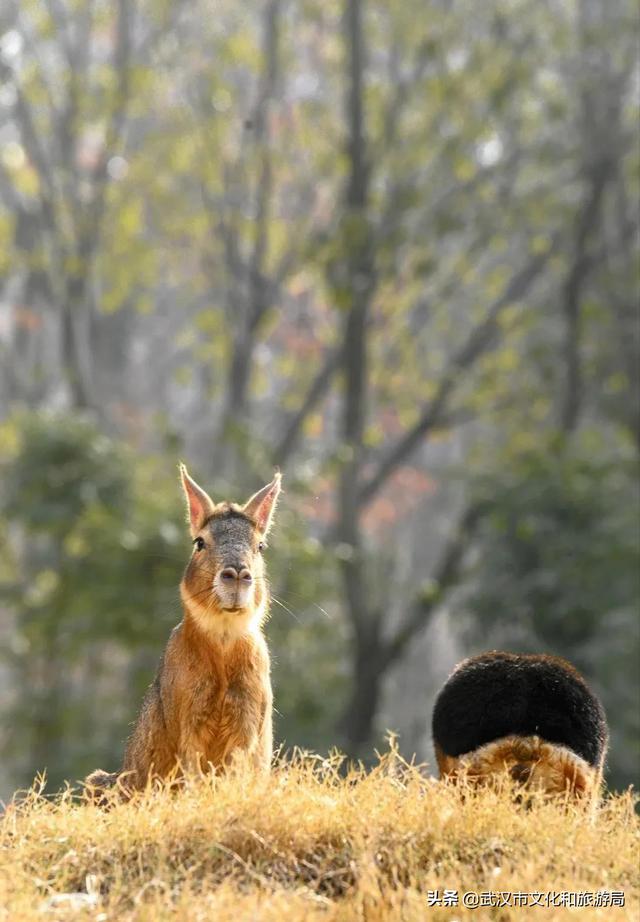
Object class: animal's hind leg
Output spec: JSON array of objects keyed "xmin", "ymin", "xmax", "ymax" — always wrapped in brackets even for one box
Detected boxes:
[{"xmin": 84, "ymin": 769, "xmax": 122, "ymax": 806}]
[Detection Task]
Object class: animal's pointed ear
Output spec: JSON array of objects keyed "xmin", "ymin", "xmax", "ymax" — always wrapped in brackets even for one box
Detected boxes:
[
  {"xmin": 243, "ymin": 472, "xmax": 282, "ymax": 536},
  {"xmin": 179, "ymin": 463, "xmax": 215, "ymax": 537}
]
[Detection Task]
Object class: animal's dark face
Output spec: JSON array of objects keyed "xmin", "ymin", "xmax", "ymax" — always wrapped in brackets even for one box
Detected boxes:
[
  {"xmin": 178, "ymin": 466, "xmax": 281, "ymax": 639},
  {"xmin": 183, "ymin": 507, "xmax": 267, "ymax": 617}
]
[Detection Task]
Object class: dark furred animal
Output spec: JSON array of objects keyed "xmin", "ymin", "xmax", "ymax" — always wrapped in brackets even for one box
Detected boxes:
[
  {"xmin": 432, "ymin": 652, "xmax": 608, "ymax": 798},
  {"xmin": 85, "ymin": 466, "xmax": 281, "ymax": 799}
]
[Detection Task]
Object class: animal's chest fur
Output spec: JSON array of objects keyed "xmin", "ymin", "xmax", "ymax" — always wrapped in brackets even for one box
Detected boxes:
[{"xmin": 183, "ymin": 646, "xmax": 266, "ymax": 766}]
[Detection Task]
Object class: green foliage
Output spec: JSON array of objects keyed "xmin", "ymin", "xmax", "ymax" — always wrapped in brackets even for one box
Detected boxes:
[
  {"xmin": 464, "ymin": 431, "xmax": 640, "ymax": 789},
  {"xmin": 0, "ymin": 411, "xmax": 184, "ymax": 789}
]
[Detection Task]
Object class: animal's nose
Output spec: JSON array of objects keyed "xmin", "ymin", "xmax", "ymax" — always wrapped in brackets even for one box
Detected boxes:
[{"xmin": 220, "ymin": 566, "xmax": 252, "ymax": 583}]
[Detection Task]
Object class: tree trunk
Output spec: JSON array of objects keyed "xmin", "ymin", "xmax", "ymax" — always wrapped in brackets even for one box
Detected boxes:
[
  {"xmin": 335, "ymin": 0, "xmax": 379, "ymax": 758},
  {"xmin": 60, "ymin": 255, "xmax": 99, "ymax": 412},
  {"xmin": 215, "ymin": 323, "xmax": 257, "ymax": 476},
  {"xmin": 340, "ymin": 629, "xmax": 384, "ymax": 758},
  {"xmin": 60, "ymin": 300, "xmax": 92, "ymax": 410},
  {"xmin": 560, "ymin": 166, "xmax": 609, "ymax": 432}
]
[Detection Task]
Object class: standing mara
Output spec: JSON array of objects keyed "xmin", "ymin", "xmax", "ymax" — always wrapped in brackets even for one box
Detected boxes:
[{"xmin": 86, "ymin": 466, "xmax": 281, "ymax": 797}]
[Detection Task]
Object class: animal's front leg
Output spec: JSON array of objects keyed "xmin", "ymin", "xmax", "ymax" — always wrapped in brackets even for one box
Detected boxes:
[
  {"xmin": 180, "ymin": 747, "xmax": 205, "ymax": 777},
  {"xmin": 253, "ymin": 695, "xmax": 273, "ymax": 772},
  {"xmin": 178, "ymin": 727, "xmax": 217, "ymax": 778},
  {"xmin": 220, "ymin": 682, "xmax": 264, "ymax": 764}
]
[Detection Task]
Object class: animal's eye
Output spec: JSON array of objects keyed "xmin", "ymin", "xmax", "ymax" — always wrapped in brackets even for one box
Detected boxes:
[
  {"xmin": 258, "ymin": 541, "xmax": 264, "ymax": 552},
  {"xmin": 194, "ymin": 537, "xmax": 205, "ymax": 552}
]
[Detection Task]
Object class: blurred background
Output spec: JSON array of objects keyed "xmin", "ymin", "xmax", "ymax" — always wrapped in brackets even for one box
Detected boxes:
[{"xmin": 0, "ymin": 0, "xmax": 638, "ymax": 799}]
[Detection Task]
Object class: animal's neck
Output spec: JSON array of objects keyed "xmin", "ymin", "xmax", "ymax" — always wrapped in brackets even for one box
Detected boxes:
[
  {"xmin": 180, "ymin": 611, "xmax": 260, "ymax": 690},
  {"xmin": 180, "ymin": 582, "xmax": 264, "ymax": 651}
]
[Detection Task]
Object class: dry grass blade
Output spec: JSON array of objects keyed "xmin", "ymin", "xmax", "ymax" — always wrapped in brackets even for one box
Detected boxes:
[{"xmin": 0, "ymin": 750, "xmax": 637, "ymax": 921}]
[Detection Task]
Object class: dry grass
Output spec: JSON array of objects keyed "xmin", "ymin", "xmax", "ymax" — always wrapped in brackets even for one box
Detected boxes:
[{"xmin": 1, "ymin": 748, "xmax": 638, "ymax": 921}]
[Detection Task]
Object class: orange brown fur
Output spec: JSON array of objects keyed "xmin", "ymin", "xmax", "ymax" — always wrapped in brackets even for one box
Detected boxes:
[{"xmin": 436, "ymin": 735, "xmax": 601, "ymax": 800}]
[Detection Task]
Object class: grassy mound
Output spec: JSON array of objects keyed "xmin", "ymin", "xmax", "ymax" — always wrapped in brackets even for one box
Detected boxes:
[{"xmin": 1, "ymin": 750, "xmax": 638, "ymax": 921}]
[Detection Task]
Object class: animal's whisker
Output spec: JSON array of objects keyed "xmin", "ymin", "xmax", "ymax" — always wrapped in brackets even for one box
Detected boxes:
[
  {"xmin": 188, "ymin": 586, "xmax": 219, "ymax": 603},
  {"xmin": 279, "ymin": 587, "xmax": 332, "ymax": 619},
  {"xmin": 271, "ymin": 595, "xmax": 302, "ymax": 624}
]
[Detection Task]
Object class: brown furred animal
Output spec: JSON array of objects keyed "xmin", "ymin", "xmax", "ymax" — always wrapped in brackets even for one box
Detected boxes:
[
  {"xmin": 86, "ymin": 466, "xmax": 281, "ymax": 798},
  {"xmin": 432, "ymin": 652, "xmax": 608, "ymax": 802}
]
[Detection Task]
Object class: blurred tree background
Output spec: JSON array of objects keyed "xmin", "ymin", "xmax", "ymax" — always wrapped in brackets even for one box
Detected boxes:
[{"xmin": 0, "ymin": 0, "xmax": 637, "ymax": 795}]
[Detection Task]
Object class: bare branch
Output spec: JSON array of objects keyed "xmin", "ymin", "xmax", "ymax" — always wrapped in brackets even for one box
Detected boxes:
[
  {"xmin": 560, "ymin": 164, "xmax": 611, "ymax": 432},
  {"xmin": 61, "ymin": 0, "xmax": 133, "ymax": 285},
  {"xmin": 52, "ymin": 0, "xmax": 96, "ymax": 189},
  {"xmin": 377, "ymin": 36, "xmax": 431, "ymax": 156},
  {"xmin": 1, "ymin": 65, "xmax": 58, "ymax": 236},
  {"xmin": 214, "ymin": 0, "xmax": 284, "ymax": 461},
  {"xmin": 381, "ymin": 502, "xmax": 483, "ymax": 668},
  {"xmin": 357, "ymin": 244, "xmax": 555, "ymax": 508},
  {"xmin": 43, "ymin": 0, "xmax": 74, "ymax": 62},
  {"xmin": 335, "ymin": 0, "xmax": 377, "ymax": 644},
  {"xmin": 272, "ymin": 344, "xmax": 342, "ymax": 468},
  {"xmin": 247, "ymin": 0, "xmax": 282, "ymax": 329}
]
